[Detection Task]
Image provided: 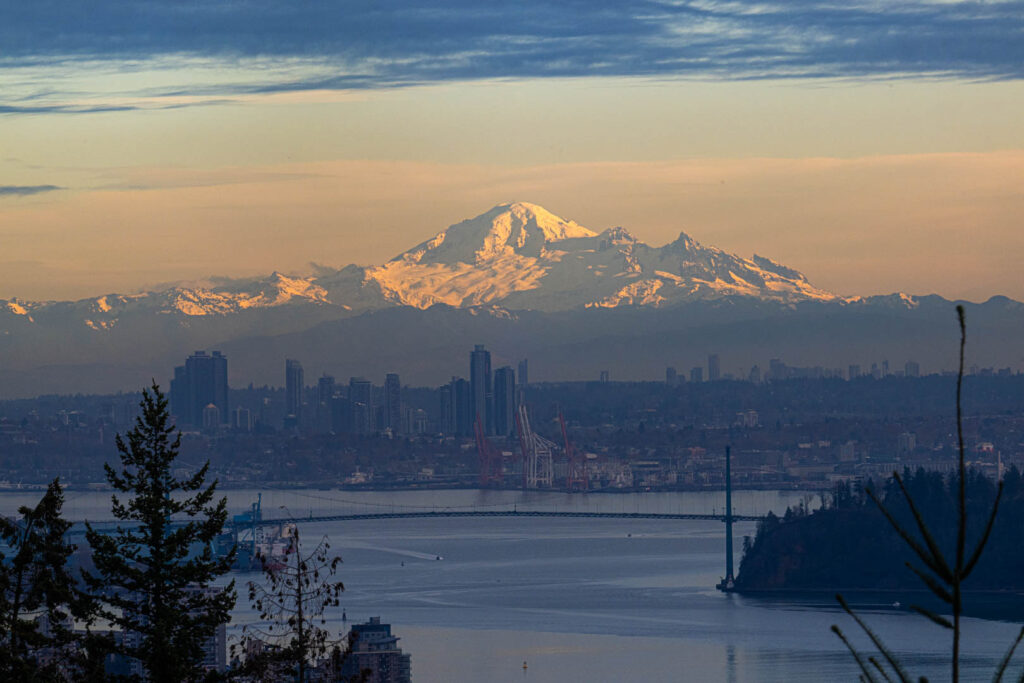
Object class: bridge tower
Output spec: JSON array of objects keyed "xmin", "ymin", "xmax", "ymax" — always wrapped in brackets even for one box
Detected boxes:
[{"xmin": 717, "ymin": 445, "xmax": 736, "ymax": 591}]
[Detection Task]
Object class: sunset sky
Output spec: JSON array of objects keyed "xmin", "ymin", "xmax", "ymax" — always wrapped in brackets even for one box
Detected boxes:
[{"xmin": 1, "ymin": 1, "xmax": 1022, "ymax": 301}]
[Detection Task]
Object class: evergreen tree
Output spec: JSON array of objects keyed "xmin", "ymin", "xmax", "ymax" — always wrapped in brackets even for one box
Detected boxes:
[
  {"xmin": 85, "ymin": 383, "xmax": 236, "ymax": 682},
  {"xmin": 0, "ymin": 477, "xmax": 94, "ymax": 680}
]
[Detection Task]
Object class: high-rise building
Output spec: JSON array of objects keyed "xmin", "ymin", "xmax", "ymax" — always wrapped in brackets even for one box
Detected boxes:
[
  {"xmin": 439, "ymin": 383, "xmax": 454, "ymax": 434},
  {"xmin": 170, "ymin": 350, "xmax": 228, "ymax": 426},
  {"xmin": 905, "ymin": 360, "xmax": 921, "ymax": 378},
  {"xmin": 285, "ymin": 359, "xmax": 304, "ymax": 425},
  {"xmin": 708, "ymin": 354, "xmax": 721, "ymax": 382},
  {"xmin": 666, "ymin": 367, "xmax": 677, "ymax": 386},
  {"xmin": 451, "ymin": 377, "xmax": 473, "ymax": 436},
  {"xmin": 748, "ymin": 365, "xmax": 761, "ymax": 384},
  {"xmin": 349, "ymin": 377, "xmax": 374, "ymax": 434},
  {"xmin": 384, "ymin": 373, "xmax": 402, "ymax": 434},
  {"xmin": 690, "ymin": 366, "xmax": 703, "ymax": 383},
  {"xmin": 470, "ymin": 345, "xmax": 493, "ymax": 434},
  {"xmin": 599, "ymin": 370, "xmax": 610, "ymax": 383},
  {"xmin": 316, "ymin": 374, "xmax": 336, "ymax": 433},
  {"xmin": 339, "ymin": 617, "xmax": 411, "ymax": 683},
  {"xmin": 517, "ymin": 358, "xmax": 529, "ymax": 406},
  {"xmin": 493, "ymin": 367, "xmax": 516, "ymax": 437},
  {"xmin": 849, "ymin": 364, "xmax": 861, "ymax": 380}
]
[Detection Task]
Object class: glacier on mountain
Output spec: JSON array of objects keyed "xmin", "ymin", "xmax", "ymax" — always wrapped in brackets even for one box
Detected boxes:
[{"xmin": 2, "ymin": 201, "xmax": 839, "ymax": 328}]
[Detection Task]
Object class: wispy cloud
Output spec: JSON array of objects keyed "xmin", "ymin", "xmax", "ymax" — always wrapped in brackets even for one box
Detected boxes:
[
  {"xmin": 1, "ymin": 0, "xmax": 1021, "ymax": 111},
  {"xmin": 0, "ymin": 185, "xmax": 62, "ymax": 197}
]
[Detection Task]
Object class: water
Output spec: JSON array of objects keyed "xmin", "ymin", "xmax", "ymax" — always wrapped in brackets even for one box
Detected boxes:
[{"xmin": 4, "ymin": 488, "xmax": 1022, "ymax": 681}]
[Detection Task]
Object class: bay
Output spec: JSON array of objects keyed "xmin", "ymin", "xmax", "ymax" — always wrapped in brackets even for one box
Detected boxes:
[{"xmin": 3, "ymin": 488, "xmax": 1021, "ymax": 681}]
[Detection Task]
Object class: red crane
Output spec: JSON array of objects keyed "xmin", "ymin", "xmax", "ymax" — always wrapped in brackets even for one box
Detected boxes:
[
  {"xmin": 560, "ymin": 411, "xmax": 588, "ymax": 491},
  {"xmin": 474, "ymin": 414, "xmax": 503, "ymax": 488}
]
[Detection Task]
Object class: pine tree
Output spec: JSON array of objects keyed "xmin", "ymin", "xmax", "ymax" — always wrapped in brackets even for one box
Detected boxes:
[
  {"xmin": 0, "ymin": 477, "xmax": 93, "ymax": 680},
  {"xmin": 85, "ymin": 383, "xmax": 236, "ymax": 682}
]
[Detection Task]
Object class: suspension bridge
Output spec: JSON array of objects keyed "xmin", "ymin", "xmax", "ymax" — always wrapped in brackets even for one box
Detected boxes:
[{"xmin": 11, "ymin": 448, "xmax": 755, "ymax": 589}]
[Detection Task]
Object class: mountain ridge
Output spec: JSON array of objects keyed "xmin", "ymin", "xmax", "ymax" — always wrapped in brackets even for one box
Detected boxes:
[
  {"xmin": 1, "ymin": 202, "xmax": 1020, "ymax": 398},
  {"xmin": 3, "ymin": 201, "xmax": 846, "ymax": 322}
]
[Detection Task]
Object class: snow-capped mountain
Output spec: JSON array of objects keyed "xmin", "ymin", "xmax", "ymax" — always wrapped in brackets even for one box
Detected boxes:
[
  {"xmin": 367, "ymin": 202, "xmax": 835, "ymax": 310},
  {"xmin": 1, "ymin": 201, "xmax": 838, "ymax": 328},
  {"xmin": 2, "ymin": 202, "xmax": 1018, "ymax": 398}
]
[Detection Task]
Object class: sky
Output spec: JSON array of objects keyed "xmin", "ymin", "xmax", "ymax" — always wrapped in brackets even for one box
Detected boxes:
[{"xmin": 1, "ymin": 0, "xmax": 1022, "ymax": 302}]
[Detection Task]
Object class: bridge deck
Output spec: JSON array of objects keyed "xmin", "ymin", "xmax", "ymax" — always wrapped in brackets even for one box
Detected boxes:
[{"xmin": 66, "ymin": 509, "xmax": 764, "ymax": 533}]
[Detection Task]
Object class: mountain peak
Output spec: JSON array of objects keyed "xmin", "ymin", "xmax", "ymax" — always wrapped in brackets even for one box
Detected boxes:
[{"xmin": 392, "ymin": 202, "xmax": 597, "ymax": 266}]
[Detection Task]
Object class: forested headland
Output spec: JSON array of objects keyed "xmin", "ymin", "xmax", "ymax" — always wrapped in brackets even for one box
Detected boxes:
[{"xmin": 734, "ymin": 467, "xmax": 1024, "ymax": 593}]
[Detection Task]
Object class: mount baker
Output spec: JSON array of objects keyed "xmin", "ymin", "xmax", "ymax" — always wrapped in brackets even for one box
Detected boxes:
[{"xmin": 1, "ymin": 202, "xmax": 1020, "ymax": 397}]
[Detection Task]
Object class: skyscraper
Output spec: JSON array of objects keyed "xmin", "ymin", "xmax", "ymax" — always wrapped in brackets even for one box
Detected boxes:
[
  {"xmin": 316, "ymin": 374, "xmax": 336, "ymax": 433},
  {"xmin": 690, "ymin": 366, "xmax": 703, "ymax": 383},
  {"xmin": 349, "ymin": 377, "xmax": 374, "ymax": 434},
  {"xmin": 905, "ymin": 360, "xmax": 921, "ymax": 378},
  {"xmin": 384, "ymin": 373, "xmax": 402, "ymax": 434},
  {"xmin": 517, "ymin": 358, "xmax": 529, "ymax": 406},
  {"xmin": 470, "ymin": 345, "xmax": 493, "ymax": 434},
  {"xmin": 439, "ymin": 382, "xmax": 454, "ymax": 434},
  {"xmin": 708, "ymin": 354, "xmax": 721, "ymax": 382},
  {"xmin": 493, "ymin": 366, "xmax": 515, "ymax": 437},
  {"xmin": 451, "ymin": 377, "xmax": 473, "ymax": 436},
  {"xmin": 285, "ymin": 359, "xmax": 304, "ymax": 425},
  {"xmin": 665, "ymin": 367, "xmax": 677, "ymax": 386},
  {"xmin": 170, "ymin": 350, "xmax": 228, "ymax": 426}
]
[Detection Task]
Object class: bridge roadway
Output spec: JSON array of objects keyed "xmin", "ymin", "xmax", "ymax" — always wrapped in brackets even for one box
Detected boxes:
[
  {"xmin": 248, "ymin": 509, "xmax": 766, "ymax": 527},
  {"xmin": 65, "ymin": 509, "xmax": 765, "ymax": 534}
]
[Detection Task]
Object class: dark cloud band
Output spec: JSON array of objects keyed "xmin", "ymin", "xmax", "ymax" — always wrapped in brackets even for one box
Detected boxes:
[
  {"xmin": 0, "ymin": 185, "xmax": 62, "ymax": 197},
  {"xmin": 2, "ymin": 0, "xmax": 1022, "ymax": 92}
]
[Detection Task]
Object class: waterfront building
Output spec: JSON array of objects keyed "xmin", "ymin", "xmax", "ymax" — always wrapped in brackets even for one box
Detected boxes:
[{"xmin": 340, "ymin": 617, "xmax": 412, "ymax": 683}]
